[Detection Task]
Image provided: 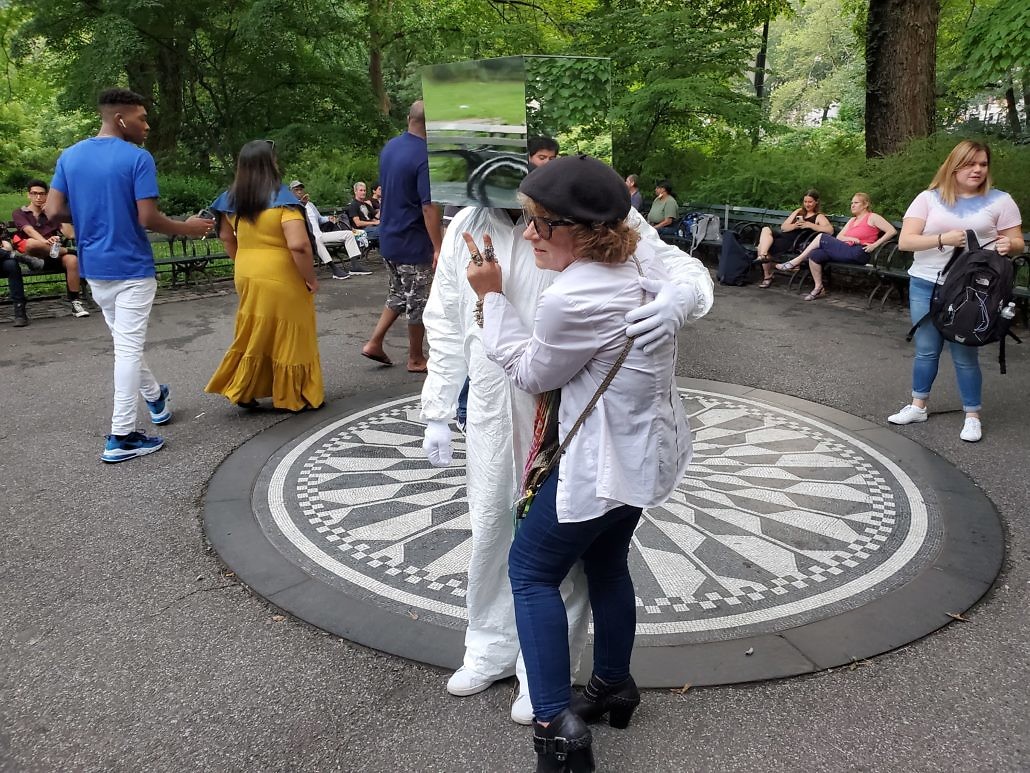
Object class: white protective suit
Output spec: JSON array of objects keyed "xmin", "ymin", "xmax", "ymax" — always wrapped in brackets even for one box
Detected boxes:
[{"xmin": 420, "ymin": 206, "xmax": 714, "ymax": 682}]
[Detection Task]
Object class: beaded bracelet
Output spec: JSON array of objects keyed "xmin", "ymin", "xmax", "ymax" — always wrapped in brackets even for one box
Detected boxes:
[{"xmin": 474, "ymin": 298, "xmax": 485, "ymax": 328}]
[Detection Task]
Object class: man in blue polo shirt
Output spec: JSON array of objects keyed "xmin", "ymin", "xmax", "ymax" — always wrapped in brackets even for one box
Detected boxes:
[
  {"xmin": 46, "ymin": 88, "xmax": 213, "ymax": 463},
  {"xmin": 361, "ymin": 100, "xmax": 442, "ymax": 373}
]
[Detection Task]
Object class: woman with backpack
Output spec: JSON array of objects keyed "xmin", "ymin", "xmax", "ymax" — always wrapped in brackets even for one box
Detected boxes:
[{"xmin": 887, "ymin": 140, "xmax": 1023, "ymax": 442}]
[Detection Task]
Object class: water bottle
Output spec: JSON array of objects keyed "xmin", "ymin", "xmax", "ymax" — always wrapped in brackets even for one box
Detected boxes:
[
  {"xmin": 49, "ymin": 240, "xmax": 61, "ymax": 258},
  {"xmin": 1000, "ymin": 302, "xmax": 1016, "ymax": 320}
]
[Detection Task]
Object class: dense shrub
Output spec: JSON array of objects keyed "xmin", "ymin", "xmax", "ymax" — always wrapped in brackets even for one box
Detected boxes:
[
  {"xmin": 159, "ymin": 173, "xmax": 224, "ymax": 216},
  {"xmin": 660, "ymin": 129, "xmax": 1030, "ymax": 221}
]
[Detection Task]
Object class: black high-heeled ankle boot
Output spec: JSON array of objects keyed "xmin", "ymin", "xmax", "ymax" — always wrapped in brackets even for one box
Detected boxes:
[
  {"xmin": 569, "ymin": 674, "xmax": 640, "ymax": 729},
  {"xmin": 532, "ymin": 708, "xmax": 595, "ymax": 773}
]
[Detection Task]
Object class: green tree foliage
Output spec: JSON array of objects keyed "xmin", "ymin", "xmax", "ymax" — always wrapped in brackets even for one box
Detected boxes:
[
  {"xmin": 573, "ymin": 2, "xmax": 763, "ymax": 178},
  {"xmin": 765, "ymin": 0, "xmax": 864, "ymax": 127},
  {"xmin": 12, "ymin": 0, "xmax": 392, "ymax": 171}
]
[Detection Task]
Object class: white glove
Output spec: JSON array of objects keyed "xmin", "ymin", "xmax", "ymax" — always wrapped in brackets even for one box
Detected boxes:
[
  {"xmin": 422, "ymin": 420, "xmax": 454, "ymax": 467},
  {"xmin": 625, "ymin": 277, "xmax": 695, "ymax": 354}
]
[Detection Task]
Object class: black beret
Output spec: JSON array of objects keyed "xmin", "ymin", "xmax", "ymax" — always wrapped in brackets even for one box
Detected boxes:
[{"xmin": 518, "ymin": 154, "xmax": 631, "ymax": 226}]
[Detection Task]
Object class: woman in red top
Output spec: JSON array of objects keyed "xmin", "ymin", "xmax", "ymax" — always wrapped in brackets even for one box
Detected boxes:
[{"xmin": 776, "ymin": 192, "xmax": 897, "ymax": 300}]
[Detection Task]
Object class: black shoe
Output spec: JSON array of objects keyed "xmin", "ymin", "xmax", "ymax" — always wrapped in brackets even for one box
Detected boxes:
[
  {"xmin": 533, "ymin": 709, "xmax": 594, "ymax": 773},
  {"xmin": 569, "ymin": 674, "xmax": 640, "ymax": 729},
  {"xmin": 13, "ymin": 302, "xmax": 28, "ymax": 327},
  {"xmin": 329, "ymin": 263, "xmax": 351, "ymax": 279}
]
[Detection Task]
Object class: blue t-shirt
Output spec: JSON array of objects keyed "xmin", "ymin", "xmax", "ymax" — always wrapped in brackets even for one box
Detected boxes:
[
  {"xmin": 50, "ymin": 137, "xmax": 160, "ymax": 280},
  {"xmin": 377, "ymin": 132, "xmax": 433, "ymax": 264}
]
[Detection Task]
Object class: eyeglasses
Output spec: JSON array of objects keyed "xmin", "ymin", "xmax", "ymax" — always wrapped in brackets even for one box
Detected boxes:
[
  {"xmin": 28, "ymin": 191, "xmax": 48, "ymax": 197},
  {"xmin": 522, "ymin": 209, "xmax": 576, "ymax": 240}
]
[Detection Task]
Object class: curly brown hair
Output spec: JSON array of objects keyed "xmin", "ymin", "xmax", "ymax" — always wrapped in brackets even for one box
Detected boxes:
[{"xmin": 520, "ymin": 194, "xmax": 639, "ymax": 265}]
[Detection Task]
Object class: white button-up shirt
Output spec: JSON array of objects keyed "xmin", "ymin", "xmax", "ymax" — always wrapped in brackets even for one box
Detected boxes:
[{"xmin": 481, "ymin": 242, "xmax": 693, "ymax": 523}]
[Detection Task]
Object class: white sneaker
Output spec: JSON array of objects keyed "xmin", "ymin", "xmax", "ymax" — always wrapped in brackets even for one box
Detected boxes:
[
  {"xmin": 887, "ymin": 404, "xmax": 927, "ymax": 425},
  {"xmin": 960, "ymin": 417, "xmax": 982, "ymax": 442},
  {"xmin": 446, "ymin": 667, "xmax": 495, "ymax": 696},
  {"xmin": 70, "ymin": 298, "xmax": 90, "ymax": 317},
  {"xmin": 510, "ymin": 685, "xmax": 534, "ymax": 725}
]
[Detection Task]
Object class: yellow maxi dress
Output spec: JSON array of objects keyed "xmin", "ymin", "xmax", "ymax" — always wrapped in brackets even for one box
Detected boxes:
[{"xmin": 205, "ymin": 207, "xmax": 324, "ymax": 410}]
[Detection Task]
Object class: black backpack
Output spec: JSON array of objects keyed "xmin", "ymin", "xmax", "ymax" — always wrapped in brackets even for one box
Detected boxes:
[
  {"xmin": 907, "ymin": 230, "xmax": 1021, "ymax": 373},
  {"xmin": 717, "ymin": 230, "xmax": 754, "ymax": 286}
]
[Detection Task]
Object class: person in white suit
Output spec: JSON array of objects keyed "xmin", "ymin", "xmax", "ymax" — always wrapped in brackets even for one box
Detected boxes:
[{"xmin": 420, "ymin": 166, "xmax": 713, "ymax": 722}]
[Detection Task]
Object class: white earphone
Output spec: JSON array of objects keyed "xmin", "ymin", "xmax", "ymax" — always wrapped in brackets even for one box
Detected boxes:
[{"xmin": 119, "ymin": 118, "xmax": 127, "ymax": 128}]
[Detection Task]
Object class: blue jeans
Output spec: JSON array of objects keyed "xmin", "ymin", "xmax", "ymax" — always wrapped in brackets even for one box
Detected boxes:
[
  {"xmin": 909, "ymin": 277, "xmax": 982, "ymax": 412},
  {"xmin": 1, "ymin": 255, "xmax": 26, "ymax": 303},
  {"xmin": 455, "ymin": 376, "xmax": 469, "ymax": 424},
  {"xmin": 508, "ymin": 469, "xmax": 642, "ymax": 723}
]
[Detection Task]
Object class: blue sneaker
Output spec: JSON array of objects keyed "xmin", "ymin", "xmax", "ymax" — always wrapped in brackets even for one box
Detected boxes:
[
  {"xmin": 146, "ymin": 384, "xmax": 172, "ymax": 425},
  {"xmin": 101, "ymin": 431, "xmax": 165, "ymax": 463}
]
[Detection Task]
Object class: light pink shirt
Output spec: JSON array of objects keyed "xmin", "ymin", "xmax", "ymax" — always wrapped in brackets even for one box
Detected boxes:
[{"xmin": 904, "ymin": 189, "xmax": 1022, "ymax": 282}]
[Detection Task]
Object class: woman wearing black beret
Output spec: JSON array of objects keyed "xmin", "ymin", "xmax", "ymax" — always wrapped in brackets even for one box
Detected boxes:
[{"xmin": 466, "ymin": 155, "xmax": 694, "ymax": 772}]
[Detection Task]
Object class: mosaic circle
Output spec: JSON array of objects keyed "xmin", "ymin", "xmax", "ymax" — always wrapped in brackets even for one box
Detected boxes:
[{"xmin": 254, "ymin": 388, "xmax": 940, "ymax": 646}]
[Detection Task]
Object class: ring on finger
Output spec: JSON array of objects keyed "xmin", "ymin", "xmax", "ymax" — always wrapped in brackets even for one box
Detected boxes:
[{"xmin": 483, "ymin": 246, "xmax": 496, "ymax": 262}]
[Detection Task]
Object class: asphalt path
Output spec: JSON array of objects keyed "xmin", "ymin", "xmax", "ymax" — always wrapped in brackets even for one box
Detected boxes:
[{"xmin": 2, "ymin": 269, "xmax": 1028, "ymax": 772}]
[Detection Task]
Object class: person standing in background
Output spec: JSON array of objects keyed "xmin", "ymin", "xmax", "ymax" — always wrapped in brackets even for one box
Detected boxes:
[
  {"xmin": 888, "ymin": 140, "xmax": 1023, "ymax": 442},
  {"xmin": 361, "ymin": 100, "xmax": 442, "ymax": 373},
  {"xmin": 45, "ymin": 88, "xmax": 212, "ymax": 463}
]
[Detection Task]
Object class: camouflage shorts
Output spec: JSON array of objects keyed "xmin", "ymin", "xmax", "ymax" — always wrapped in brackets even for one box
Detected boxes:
[{"xmin": 384, "ymin": 260, "xmax": 433, "ymax": 323}]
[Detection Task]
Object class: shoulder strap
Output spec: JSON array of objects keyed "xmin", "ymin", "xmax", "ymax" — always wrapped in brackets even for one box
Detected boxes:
[{"xmin": 531, "ymin": 256, "xmax": 649, "ymax": 483}]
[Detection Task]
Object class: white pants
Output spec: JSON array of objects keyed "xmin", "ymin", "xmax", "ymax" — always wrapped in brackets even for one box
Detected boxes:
[
  {"xmin": 462, "ymin": 369, "xmax": 591, "ymax": 685},
  {"xmin": 316, "ymin": 230, "xmax": 361, "ymax": 263},
  {"xmin": 89, "ymin": 277, "xmax": 161, "ymax": 436}
]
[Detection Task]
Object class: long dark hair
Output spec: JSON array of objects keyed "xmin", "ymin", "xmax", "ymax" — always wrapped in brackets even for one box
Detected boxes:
[
  {"xmin": 802, "ymin": 188, "xmax": 822, "ymax": 214},
  {"xmin": 229, "ymin": 140, "xmax": 281, "ymax": 221}
]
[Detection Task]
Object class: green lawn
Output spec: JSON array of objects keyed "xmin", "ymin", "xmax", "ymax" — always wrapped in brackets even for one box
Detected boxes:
[
  {"xmin": 423, "ymin": 78, "xmax": 526, "ymax": 125},
  {"xmin": 1, "ymin": 191, "xmax": 26, "ymax": 223}
]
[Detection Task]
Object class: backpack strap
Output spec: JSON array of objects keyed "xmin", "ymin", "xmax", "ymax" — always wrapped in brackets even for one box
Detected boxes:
[{"xmin": 906, "ymin": 313, "xmax": 930, "ymax": 342}]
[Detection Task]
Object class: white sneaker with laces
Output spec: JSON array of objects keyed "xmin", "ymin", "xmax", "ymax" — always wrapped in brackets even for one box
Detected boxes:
[
  {"xmin": 446, "ymin": 666, "xmax": 496, "ymax": 696},
  {"xmin": 887, "ymin": 404, "xmax": 927, "ymax": 425},
  {"xmin": 510, "ymin": 684, "xmax": 534, "ymax": 725},
  {"xmin": 70, "ymin": 298, "xmax": 90, "ymax": 317},
  {"xmin": 960, "ymin": 416, "xmax": 982, "ymax": 442}
]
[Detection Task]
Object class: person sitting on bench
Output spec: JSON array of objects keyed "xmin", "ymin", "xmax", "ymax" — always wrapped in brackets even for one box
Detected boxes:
[
  {"xmin": 756, "ymin": 189, "xmax": 834, "ymax": 288},
  {"xmin": 646, "ymin": 179, "xmax": 679, "ymax": 237},
  {"xmin": 289, "ymin": 180, "xmax": 369, "ymax": 278},
  {"xmin": 11, "ymin": 179, "xmax": 90, "ymax": 317},
  {"xmin": 1, "ymin": 231, "xmax": 30, "ymax": 327},
  {"xmin": 347, "ymin": 181, "xmax": 380, "ymax": 241},
  {"xmin": 775, "ymin": 192, "xmax": 896, "ymax": 301}
]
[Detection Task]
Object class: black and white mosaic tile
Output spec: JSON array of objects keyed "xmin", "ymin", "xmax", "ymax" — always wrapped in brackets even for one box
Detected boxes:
[{"xmin": 253, "ymin": 388, "xmax": 940, "ymax": 647}]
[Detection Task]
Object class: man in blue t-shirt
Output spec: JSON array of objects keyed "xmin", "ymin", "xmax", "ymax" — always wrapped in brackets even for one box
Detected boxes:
[
  {"xmin": 361, "ymin": 100, "xmax": 442, "ymax": 373},
  {"xmin": 46, "ymin": 88, "xmax": 213, "ymax": 463}
]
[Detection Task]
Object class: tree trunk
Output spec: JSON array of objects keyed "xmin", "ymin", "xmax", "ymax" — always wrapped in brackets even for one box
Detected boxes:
[
  {"xmin": 1022, "ymin": 75, "xmax": 1030, "ymax": 131},
  {"xmin": 369, "ymin": 37, "xmax": 391, "ymax": 116},
  {"xmin": 865, "ymin": 0, "xmax": 939, "ymax": 157},
  {"xmin": 751, "ymin": 17, "xmax": 770, "ymax": 148},
  {"xmin": 149, "ymin": 41, "xmax": 184, "ymax": 162},
  {"xmin": 1004, "ymin": 82, "xmax": 1021, "ymax": 134}
]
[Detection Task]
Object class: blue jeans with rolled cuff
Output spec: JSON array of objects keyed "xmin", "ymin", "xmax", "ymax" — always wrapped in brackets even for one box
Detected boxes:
[
  {"xmin": 508, "ymin": 468, "xmax": 642, "ymax": 723},
  {"xmin": 908, "ymin": 276, "xmax": 982, "ymax": 412}
]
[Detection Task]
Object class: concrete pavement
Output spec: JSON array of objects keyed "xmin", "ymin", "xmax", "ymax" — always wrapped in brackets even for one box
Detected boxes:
[{"xmin": 1, "ymin": 272, "xmax": 1027, "ymax": 772}]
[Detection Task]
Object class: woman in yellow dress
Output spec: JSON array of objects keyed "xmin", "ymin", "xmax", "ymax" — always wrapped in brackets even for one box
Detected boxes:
[{"xmin": 206, "ymin": 139, "xmax": 324, "ymax": 411}]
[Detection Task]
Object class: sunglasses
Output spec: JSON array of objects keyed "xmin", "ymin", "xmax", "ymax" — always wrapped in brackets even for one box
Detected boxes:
[
  {"xmin": 522, "ymin": 209, "xmax": 576, "ymax": 240},
  {"xmin": 261, "ymin": 139, "xmax": 275, "ymax": 151}
]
